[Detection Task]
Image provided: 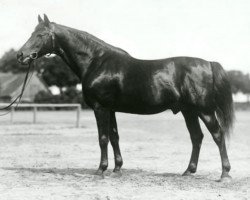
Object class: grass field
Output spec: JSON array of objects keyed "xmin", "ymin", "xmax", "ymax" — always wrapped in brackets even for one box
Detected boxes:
[{"xmin": 0, "ymin": 110, "xmax": 249, "ymax": 200}]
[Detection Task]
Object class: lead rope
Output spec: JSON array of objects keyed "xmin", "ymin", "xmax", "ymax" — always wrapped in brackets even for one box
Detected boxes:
[
  {"xmin": 0, "ymin": 62, "xmax": 34, "ymax": 116},
  {"xmin": 0, "ymin": 32, "xmax": 55, "ymax": 115}
]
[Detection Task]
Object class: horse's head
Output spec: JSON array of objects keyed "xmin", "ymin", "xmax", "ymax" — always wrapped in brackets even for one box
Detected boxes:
[{"xmin": 17, "ymin": 14, "xmax": 55, "ymax": 65}]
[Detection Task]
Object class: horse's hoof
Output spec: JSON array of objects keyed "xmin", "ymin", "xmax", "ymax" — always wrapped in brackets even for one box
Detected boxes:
[
  {"xmin": 220, "ymin": 175, "xmax": 232, "ymax": 183},
  {"xmin": 110, "ymin": 170, "xmax": 122, "ymax": 178},
  {"xmin": 95, "ymin": 169, "xmax": 103, "ymax": 176},
  {"xmin": 182, "ymin": 170, "xmax": 192, "ymax": 176},
  {"xmin": 92, "ymin": 169, "xmax": 105, "ymax": 180}
]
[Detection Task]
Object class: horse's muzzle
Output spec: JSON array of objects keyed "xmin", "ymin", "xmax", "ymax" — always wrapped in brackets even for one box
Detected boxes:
[
  {"xmin": 17, "ymin": 51, "xmax": 37, "ymax": 65},
  {"xmin": 17, "ymin": 52, "xmax": 23, "ymax": 62}
]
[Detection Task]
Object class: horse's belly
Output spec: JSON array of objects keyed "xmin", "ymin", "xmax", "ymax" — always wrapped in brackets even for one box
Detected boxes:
[
  {"xmin": 114, "ymin": 102, "xmax": 170, "ymax": 114},
  {"xmin": 112, "ymin": 92, "xmax": 177, "ymax": 114}
]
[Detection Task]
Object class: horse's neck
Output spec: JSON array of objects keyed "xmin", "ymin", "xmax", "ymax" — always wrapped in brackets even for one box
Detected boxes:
[
  {"xmin": 53, "ymin": 24, "xmax": 128, "ymax": 79},
  {"xmin": 53, "ymin": 24, "xmax": 103, "ymax": 78}
]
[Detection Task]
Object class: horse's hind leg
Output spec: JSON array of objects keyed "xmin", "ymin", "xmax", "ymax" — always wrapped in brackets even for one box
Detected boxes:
[
  {"xmin": 109, "ymin": 112, "xmax": 123, "ymax": 177},
  {"xmin": 199, "ymin": 112, "xmax": 231, "ymax": 181},
  {"xmin": 182, "ymin": 111, "xmax": 204, "ymax": 176}
]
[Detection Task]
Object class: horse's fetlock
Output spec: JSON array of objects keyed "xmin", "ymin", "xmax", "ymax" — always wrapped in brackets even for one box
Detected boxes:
[
  {"xmin": 223, "ymin": 162, "xmax": 231, "ymax": 172},
  {"xmin": 100, "ymin": 162, "xmax": 108, "ymax": 171},
  {"xmin": 115, "ymin": 155, "xmax": 123, "ymax": 167},
  {"xmin": 189, "ymin": 163, "xmax": 197, "ymax": 172}
]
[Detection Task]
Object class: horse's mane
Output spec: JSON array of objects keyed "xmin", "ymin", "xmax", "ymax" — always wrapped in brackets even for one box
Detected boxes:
[{"xmin": 53, "ymin": 23, "xmax": 129, "ymax": 55}]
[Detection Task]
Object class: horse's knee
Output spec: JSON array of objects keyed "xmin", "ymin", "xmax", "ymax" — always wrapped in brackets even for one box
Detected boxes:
[{"xmin": 99, "ymin": 135, "xmax": 109, "ymax": 146}]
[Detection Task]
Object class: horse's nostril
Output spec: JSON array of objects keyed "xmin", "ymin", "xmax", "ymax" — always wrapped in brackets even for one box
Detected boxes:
[{"xmin": 30, "ymin": 52, "xmax": 38, "ymax": 59}]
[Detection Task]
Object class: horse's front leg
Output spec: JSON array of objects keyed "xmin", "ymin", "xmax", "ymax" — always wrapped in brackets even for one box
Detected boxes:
[
  {"xmin": 94, "ymin": 108, "xmax": 110, "ymax": 175},
  {"xmin": 110, "ymin": 112, "xmax": 123, "ymax": 177}
]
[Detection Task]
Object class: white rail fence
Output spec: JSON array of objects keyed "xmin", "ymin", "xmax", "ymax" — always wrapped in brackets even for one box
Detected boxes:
[{"xmin": 0, "ymin": 103, "xmax": 81, "ymax": 127}]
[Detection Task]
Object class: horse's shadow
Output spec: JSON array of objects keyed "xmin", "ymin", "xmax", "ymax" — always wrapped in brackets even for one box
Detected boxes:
[
  {"xmin": 2, "ymin": 167, "xmax": 179, "ymax": 178},
  {"xmin": 2, "ymin": 167, "xmax": 239, "ymax": 188},
  {"xmin": 2, "ymin": 167, "xmax": 97, "ymax": 177}
]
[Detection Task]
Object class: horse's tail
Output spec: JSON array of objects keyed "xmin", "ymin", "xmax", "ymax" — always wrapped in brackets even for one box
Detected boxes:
[{"xmin": 211, "ymin": 62, "xmax": 235, "ymax": 137}]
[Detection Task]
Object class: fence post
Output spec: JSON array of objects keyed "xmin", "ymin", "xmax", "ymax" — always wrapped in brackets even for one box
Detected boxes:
[
  {"xmin": 33, "ymin": 106, "xmax": 37, "ymax": 124},
  {"xmin": 76, "ymin": 105, "xmax": 81, "ymax": 128},
  {"xmin": 10, "ymin": 107, "xmax": 14, "ymax": 123}
]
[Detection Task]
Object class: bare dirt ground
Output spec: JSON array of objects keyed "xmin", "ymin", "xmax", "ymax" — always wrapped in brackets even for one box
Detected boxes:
[{"xmin": 0, "ymin": 110, "xmax": 249, "ymax": 200}]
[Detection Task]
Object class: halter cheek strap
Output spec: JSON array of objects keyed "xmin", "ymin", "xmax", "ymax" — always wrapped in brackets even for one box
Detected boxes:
[
  {"xmin": 51, "ymin": 32, "xmax": 56, "ymax": 51},
  {"xmin": 45, "ymin": 31, "xmax": 56, "ymax": 56},
  {"xmin": 48, "ymin": 31, "xmax": 71, "ymax": 67}
]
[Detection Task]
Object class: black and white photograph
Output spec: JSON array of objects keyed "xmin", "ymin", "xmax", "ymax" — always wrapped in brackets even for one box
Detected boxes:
[{"xmin": 0, "ymin": 0, "xmax": 249, "ymax": 199}]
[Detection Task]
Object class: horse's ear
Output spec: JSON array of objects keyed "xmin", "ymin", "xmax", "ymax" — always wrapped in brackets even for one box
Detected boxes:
[
  {"xmin": 38, "ymin": 15, "xmax": 43, "ymax": 23},
  {"xmin": 43, "ymin": 14, "xmax": 50, "ymax": 27}
]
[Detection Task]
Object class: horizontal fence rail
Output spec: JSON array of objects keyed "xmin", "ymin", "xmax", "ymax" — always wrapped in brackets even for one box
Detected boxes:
[{"xmin": 0, "ymin": 103, "xmax": 81, "ymax": 127}]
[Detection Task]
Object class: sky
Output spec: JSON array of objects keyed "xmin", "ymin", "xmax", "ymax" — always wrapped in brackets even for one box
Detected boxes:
[{"xmin": 0, "ymin": 0, "xmax": 250, "ymax": 72}]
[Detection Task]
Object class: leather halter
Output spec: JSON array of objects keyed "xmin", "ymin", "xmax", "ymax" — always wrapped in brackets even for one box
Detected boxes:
[{"xmin": 49, "ymin": 31, "xmax": 71, "ymax": 67}]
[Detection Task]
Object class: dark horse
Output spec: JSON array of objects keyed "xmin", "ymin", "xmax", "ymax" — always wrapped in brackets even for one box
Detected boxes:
[{"xmin": 17, "ymin": 15, "xmax": 234, "ymax": 181}]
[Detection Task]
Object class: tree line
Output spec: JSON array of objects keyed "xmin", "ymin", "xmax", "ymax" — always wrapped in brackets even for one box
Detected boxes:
[{"xmin": 0, "ymin": 49, "xmax": 249, "ymax": 105}]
